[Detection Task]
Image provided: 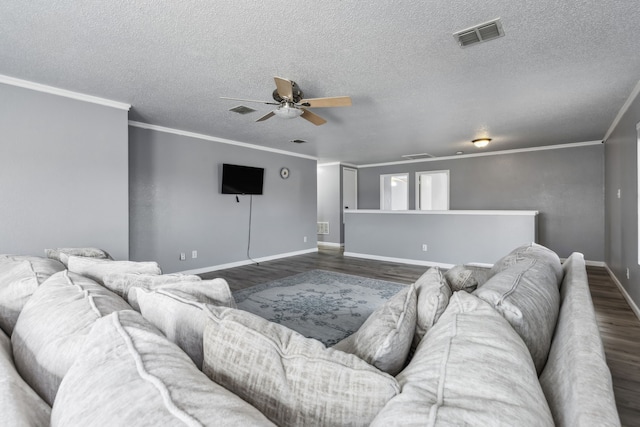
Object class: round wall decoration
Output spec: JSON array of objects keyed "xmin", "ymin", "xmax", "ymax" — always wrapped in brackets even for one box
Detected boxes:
[{"xmin": 280, "ymin": 167, "xmax": 290, "ymax": 179}]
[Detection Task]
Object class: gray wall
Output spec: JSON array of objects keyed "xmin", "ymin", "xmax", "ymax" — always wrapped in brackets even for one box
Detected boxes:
[
  {"xmin": 0, "ymin": 83, "xmax": 129, "ymax": 259},
  {"xmin": 604, "ymin": 89, "xmax": 640, "ymax": 308},
  {"xmin": 317, "ymin": 164, "xmax": 341, "ymax": 245},
  {"xmin": 129, "ymin": 126, "xmax": 318, "ymax": 273},
  {"xmin": 358, "ymin": 144, "xmax": 605, "ymax": 261}
]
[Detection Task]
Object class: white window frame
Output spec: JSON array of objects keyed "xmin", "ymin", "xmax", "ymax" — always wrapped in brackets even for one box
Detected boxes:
[
  {"xmin": 380, "ymin": 173, "xmax": 409, "ymax": 211},
  {"xmin": 415, "ymin": 170, "xmax": 450, "ymax": 210}
]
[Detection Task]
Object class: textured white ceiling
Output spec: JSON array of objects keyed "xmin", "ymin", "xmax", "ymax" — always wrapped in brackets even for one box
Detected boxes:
[{"xmin": 1, "ymin": 0, "xmax": 639, "ymax": 164}]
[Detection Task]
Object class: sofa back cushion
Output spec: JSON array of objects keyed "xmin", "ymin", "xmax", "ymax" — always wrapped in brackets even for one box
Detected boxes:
[
  {"xmin": 44, "ymin": 247, "xmax": 112, "ymax": 267},
  {"xmin": 0, "ymin": 255, "xmax": 65, "ymax": 335},
  {"xmin": 371, "ymin": 291, "xmax": 554, "ymax": 426},
  {"xmin": 332, "ymin": 284, "xmax": 416, "ymax": 375},
  {"xmin": 202, "ymin": 306, "xmax": 400, "ymax": 427},
  {"xmin": 0, "ymin": 328, "xmax": 51, "ymax": 426},
  {"xmin": 67, "ymin": 256, "xmax": 161, "ymax": 285},
  {"xmin": 51, "ymin": 310, "xmax": 274, "ymax": 426},
  {"xmin": 490, "ymin": 242, "xmax": 563, "ymax": 283},
  {"xmin": 539, "ymin": 253, "xmax": 620, "ymax": 426},
  {"xmin": 474, "ymin": 254, "xmax": 561, "ymax": 374},
  {"xmin": 11, "ymin": 271, "xmax": 131, "ymax": 405},
  {"xmin": 128, "ymin": 277, "xmax": 235, "ymax": 312}
]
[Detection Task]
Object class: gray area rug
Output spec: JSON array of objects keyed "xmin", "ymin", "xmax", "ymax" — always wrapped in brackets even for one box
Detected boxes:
[{"xmin": 233, "ymin": 269, "xmax": 405, "ymax": 346}]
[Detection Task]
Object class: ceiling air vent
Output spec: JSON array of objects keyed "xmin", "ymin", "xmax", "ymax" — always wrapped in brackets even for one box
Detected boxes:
[
  {"xmin": 401, "ymin": 153, "xmax": 435, "ymax": 160},
  {"xmin": 229, "ymin": 105, "xmax": 256, "ymax": 115},
  {"xmin": 454, "ymin": 18, "xmax": 504, "ymax": 48},
  {"xmin": 290, "ymin": 139, "xmax": 307, "ymax": 144}
]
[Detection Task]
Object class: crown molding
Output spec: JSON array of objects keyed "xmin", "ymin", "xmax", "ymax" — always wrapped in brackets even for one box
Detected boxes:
[
  {"xmin": 0, "ymin": 74, "xmax": 131, "ymax": 111},
  {"xmin": 603, "ymin": 78, "xmax": 640, "ymax": 142},
  {"xmin": 128, "ymin": 121, "xmax": 318, "ymax": 161},
  {"xmin": 356, "ymin": 140, "xmax": 603, "ymax": 168}
]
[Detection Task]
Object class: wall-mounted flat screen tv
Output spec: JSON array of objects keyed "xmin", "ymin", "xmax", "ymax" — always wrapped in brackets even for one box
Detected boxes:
[{"xmin": 221, "ymin": 163, "xmax": 264, "ymax": 195}]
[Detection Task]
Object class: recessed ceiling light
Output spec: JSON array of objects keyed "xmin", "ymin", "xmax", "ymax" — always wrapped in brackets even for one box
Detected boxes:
[{"xmin": 472, "ymin": 138, "xmax": 491, "ymax": 148}]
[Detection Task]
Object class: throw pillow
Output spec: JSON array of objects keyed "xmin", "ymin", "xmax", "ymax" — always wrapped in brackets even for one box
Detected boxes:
[
  {"xmin": 332, "ymin": 284, "xmax": 417, "ymax": 375},
  {"xmin": 128, "ymin": 277, "xmax": 235, "ymax": 311},
  {"xmin": 44, "ymin": 247, "xmax": 112, "ymax": 266},
  {"xmin": 202, "ymin": 306, "xmax": 400, "ymax": 427},
  {"xmin": 135, "ymin": 287, "xmax": 235, "ymax": 369},
  {"xmin": 51, "ymin": 310, "xmax": 274, "ymax": 426},
  {"xmin": 411, "ymin": 267, "xmax": 452, "ymax": 353},
  {"xmin": 11, "ymin": 271, "xmax": 131, "ymax": 405},
  {"xmin": 0, "ymin": 255, "xmax": 65, "ymax": 335},
  {"xmin": 443, "ymin": 265, "xmax": 479, "ymax": 292},
  {"xmin": 474, "ymin": 256, "xmax": 561, "ymax": 374},
  {"xmin": 371, "ymin": 292, "xmax": 554, "ymax": 426},
  {"xmin": 102, "ymin": 272, "xmax": 201, "ymax": 302},
  {"xmin": 67, "ymin": 256, "xmax": 161, "ymax": 285}
]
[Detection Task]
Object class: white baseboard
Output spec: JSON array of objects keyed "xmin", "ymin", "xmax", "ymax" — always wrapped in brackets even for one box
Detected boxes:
[
  {"xmin": 343, "ymin": 252, "xmax": 454, "ymax": 269},
  {"xmin": 177, "ymin": 248, "xmax": 318, "ymax": 275},
  {"xmin": 604, "ymin": 264, "xmax": 640, "ymax": 321},
  {"xmin": 317, "ymin": 241, "xmax": 343, "ymax": 248}
]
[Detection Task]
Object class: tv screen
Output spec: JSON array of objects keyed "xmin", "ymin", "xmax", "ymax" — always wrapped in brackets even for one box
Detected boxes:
[{"xmin": 221, "ymin": 164, "xmax": 264, "ymax": 195}]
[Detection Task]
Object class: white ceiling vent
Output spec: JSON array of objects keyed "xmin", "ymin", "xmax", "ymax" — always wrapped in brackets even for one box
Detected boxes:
[
  {"xmin": 454, "ymin": 18, "xmax": 504, "ymax": 48},
  {"xmin": 401, "ymin": 153, "xmax": 435, "ymax": 160}
]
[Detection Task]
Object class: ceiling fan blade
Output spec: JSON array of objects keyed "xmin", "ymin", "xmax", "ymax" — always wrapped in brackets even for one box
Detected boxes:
[
  {"xmin": 300, "ymin": 96, "xmax": 352, "ymax": 108},
  {"xmin": 220, "ymin": 97, "xmax": 279, "ymax": 105},
  {"xmin": 256, "ymin": 111, "xmax": 275, "ymax": 122},
  {"xmin": 300, "ymin": 109, "xmax": 327, "ymax": 126},
  {"xmin": 274, "ymin": 77, "xmax": 293, "ymax": 100}
]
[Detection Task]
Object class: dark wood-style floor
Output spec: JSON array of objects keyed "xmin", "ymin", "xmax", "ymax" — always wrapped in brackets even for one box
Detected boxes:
[{"xmin": 201, "ymin": 248, "xmax": 640, "ymax": 426}]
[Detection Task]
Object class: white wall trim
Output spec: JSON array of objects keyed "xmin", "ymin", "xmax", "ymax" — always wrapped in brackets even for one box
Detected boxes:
[
  {"xmin": 176, "ymin": 248, "xmax": 318, "ymax": 275},
  {"xmin": 129, "ymin": 121, "xmax": 318, "ymax": 161},
  {"xmin": 345, "ymin": 209, "xmax": 538, "ymax": 216},
  {"xmin": 357, "ymin": 140, "xmax": 603, "ymax": 168},
  {"xmin": 318, "ymin": 162, "xmax": 341, "ymax": 167},
  {"xmin": 318, "ymin": 241, "xmax": 343, "ymax": 248},
  {"xmin": 603, "ymin": 78, "xmax": 640, "ymax": 142},
  {"xmin": 604, "ymin": 263, "xmax": 640, "ymax": 321},
  {"xmin": 0, "ymin": 74, "xmax": 131, "ymax": 111},
  {"xmin": 344, "ymin": 252, "xmax": 453, "ymax": 269}
]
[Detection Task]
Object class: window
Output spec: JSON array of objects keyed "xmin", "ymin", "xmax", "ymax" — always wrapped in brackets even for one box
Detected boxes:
[
  {"xmin": 380, "ymin": 173, "xmax": 409, "ymax": 210},
  {"xmin": 416, "ymin": 170, "xmax": 449, "ymax": 210}
]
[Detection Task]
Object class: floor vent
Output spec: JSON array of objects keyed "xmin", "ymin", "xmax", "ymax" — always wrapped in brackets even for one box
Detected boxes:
[
  {"xmin": 454, "ymin": 18, "xmax": 505, "ymax": 48},
  {"xmin": 401, "ymin": 153, "xmax": 435, "ymax": 160},
  {"xmin": 317, "ymin": 222, "xmax": 329, "ymax": 235},
  {"xmin": 229, "ymin": 105, "xmax": 256, "ymax": 114}
]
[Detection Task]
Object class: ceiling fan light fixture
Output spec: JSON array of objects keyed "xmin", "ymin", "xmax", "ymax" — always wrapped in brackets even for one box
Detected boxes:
[
  {"xmin": 273, "ymin": 104, "xmax": 303, "ymax": 119},
  {"xmin": 472, "ymin": 138, "xmax": 491, "ymax": 148}
]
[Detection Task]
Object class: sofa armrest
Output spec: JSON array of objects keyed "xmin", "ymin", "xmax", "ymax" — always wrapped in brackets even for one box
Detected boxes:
[{"xmin": 539, "ymin": 252, "xmax": 620, "ymax": 426}]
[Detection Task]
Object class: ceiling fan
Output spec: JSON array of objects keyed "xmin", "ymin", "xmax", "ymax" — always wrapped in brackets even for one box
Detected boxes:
[{"xmin": 221, "ymin": 77, "xmax": 352, "ymax": 126}]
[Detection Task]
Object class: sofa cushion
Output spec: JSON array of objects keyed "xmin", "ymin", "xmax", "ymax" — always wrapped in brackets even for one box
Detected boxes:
[
  {"xmin": 67, "ymin": 256, "xmax": 161, "ymax": 285},
  {"xmin": 539, "ymin": 253, "xmax": 620, "ymax": 426},
  {"xmin": 332, "ymin": 284, "xmax": 417, "ymax": 375},
  {"xmin": 44, "ymin": 247, "xmax": 112, "ymax": 266},
  {"xmin": 474, "ymin": 255, "xmax": 561, "ymax": 374},
  {"xmin": 411, "ymin": 267, "xmax": 451, "ymax": 353},
  {"xmin": 128, "ymin": 277, "xmax": 235, "ymax": 311},
  {"xmin": 490, "ymin": 242, "xmax": 563, "ymax": 283},
  {"xmin": 0, "ymin": 255, "xmax": 65, "ymax": 336},
  {"xmin": 11, "ymin": 271, "xmax": 131, "ymax": 405},
  {"xmin": 371, "ymin": 291, "xmax": 554, "ymax": 426},
  {"xmin": 202, "ymin": 306, "xmax": 400, "ymax": 427},
  {"xmin": 136, "ymin": 288, "xmax": 233, "ymax": 369},
  {"xmin": 102, "ymin": 272, "xmax": 201, "ymax": 302},
  {"xmin": 51, "ymin": 310, "xmax": 274, "ymax": 426},
  {"xmin": 0, "ymin": 328, "xmax": 51, "ymax": 426}
]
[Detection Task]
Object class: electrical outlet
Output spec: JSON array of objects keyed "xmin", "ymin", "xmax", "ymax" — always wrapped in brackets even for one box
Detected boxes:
[
  {"xmin": 179, "ymin": 253, "xmax": 186, "ymax": 261},
  {"xmin": 304, "ymin": 236, "xmax": 308, "ymax": 243},
  {"xmin": 627, "ymin": 268, "xmax": 630, "ymax": 280},
  {"xmin": 422, "ymin": 244, "xmax": 428, "ymax": 252},
  {"xmin": 192, "ymin": 250, "xmax": 197, "ymax": 259}
]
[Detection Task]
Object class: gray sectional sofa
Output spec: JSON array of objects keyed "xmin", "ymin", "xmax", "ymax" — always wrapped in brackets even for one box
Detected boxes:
[{"xmin": 0, "ymin": 244, "xmax": 620, "ymax": 426}]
